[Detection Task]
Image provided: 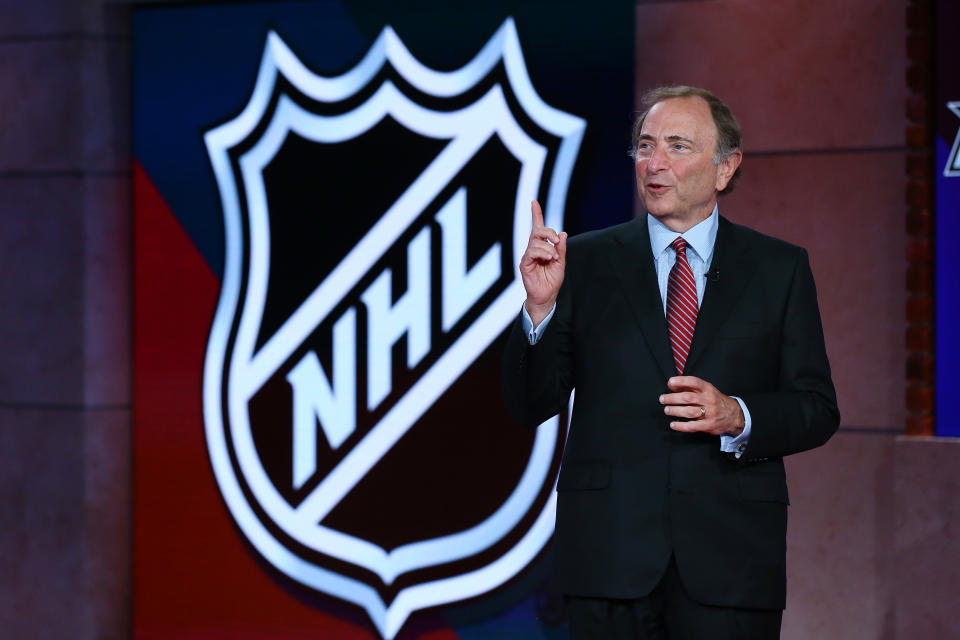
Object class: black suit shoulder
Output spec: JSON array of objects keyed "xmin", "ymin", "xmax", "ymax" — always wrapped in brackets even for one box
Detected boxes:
[
  {"xmin": 563, "ymin": 218, "xmax": 645, "ymax": 280},
  {"xmin": 721, "ymin": 216, "xmax": 804, "ymax": 254},
  {"xmin": 565, "ymin": 219, "xmax": 637, "ymax": 257},
  {"xmin": 719, "ymin": 216, "xmax": 813, "ymax": 277}
]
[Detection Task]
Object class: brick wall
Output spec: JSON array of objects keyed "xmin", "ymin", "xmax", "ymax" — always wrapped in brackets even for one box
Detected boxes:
[{"xmin": 905, "ymin": 0, "xmax": 935, "ymax": 435}]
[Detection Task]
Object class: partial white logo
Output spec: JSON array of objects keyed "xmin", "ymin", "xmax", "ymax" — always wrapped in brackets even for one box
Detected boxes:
[
  {"xmin": 944, "ymin": 101, "xmax": 960, "ymax": 177},
  {"xmin": 202, "ymin": 18, "xmax": 584, "ymax": 639}
]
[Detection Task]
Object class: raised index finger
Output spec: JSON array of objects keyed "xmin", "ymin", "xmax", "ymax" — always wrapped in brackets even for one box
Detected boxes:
[{"xmin": 531, "ymin": 200, "xmax": 545, "ymax": 228}]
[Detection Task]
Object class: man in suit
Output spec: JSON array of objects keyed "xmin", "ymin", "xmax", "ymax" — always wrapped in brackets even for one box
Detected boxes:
[{"xmin": 502, "ymin": 86, "xmax": 839, "ymax": 639}]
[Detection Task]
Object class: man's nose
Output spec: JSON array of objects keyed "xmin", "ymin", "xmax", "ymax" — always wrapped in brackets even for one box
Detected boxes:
[{"xmin": 648, "ymin": 145, "xmax": 668, "ymax": 172}]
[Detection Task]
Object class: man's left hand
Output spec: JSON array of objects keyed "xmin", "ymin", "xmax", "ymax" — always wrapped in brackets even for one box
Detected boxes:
[{"xmin": 659, "ymin": 376, "xmax": 745, "ymax": 437}]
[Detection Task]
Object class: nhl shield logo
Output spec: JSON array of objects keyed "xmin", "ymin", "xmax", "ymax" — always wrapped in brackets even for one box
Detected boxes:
[{"xmin": 202, "ymin": 18, "xmax": 584, "ymax": 638}]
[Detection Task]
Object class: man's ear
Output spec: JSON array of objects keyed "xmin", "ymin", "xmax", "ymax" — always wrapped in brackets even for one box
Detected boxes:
[{"xmin": 716, "ymin": 149, "xmax": 742, "ymax": 191}]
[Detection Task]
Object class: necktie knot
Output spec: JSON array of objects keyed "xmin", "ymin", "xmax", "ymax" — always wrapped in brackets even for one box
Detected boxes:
[{"xmin": 670, "ymin": 236, "xmax": 687, "ymax": 257}]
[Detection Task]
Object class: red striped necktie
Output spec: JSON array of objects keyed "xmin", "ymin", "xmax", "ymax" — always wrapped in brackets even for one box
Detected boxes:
[{"xmin": 666, "ymin": 237, "xmax": 698, "ymax": 375}]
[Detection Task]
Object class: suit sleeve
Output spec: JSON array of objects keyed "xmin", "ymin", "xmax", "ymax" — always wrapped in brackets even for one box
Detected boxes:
[
  {"xmin": 737, "ymin": 249, "xmax": 840, "ymax": 460},
  {"xmin": 502, "ymin": 273, "xmax": 576, "ymax": 429}
]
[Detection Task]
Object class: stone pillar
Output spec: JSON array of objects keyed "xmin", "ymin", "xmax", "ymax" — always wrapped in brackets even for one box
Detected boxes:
[{"xmin": 0, "ymin": 1, "xmax": 131, "ymax": 638}]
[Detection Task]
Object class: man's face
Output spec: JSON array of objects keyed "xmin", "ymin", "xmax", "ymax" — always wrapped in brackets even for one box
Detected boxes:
[{"xmin": 634, "ymin": 96, "xmax": 740, "ymax": 232}]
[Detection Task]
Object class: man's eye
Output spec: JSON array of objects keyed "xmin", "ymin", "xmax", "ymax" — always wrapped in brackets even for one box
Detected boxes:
[{"xmin": 672, "ymin": 144, "xmax": 687, "ymax": 151}]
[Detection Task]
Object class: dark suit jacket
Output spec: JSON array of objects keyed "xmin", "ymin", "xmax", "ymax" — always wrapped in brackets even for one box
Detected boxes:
[{"xmin": 502, "ymin": 215, "xmax": 839, "ymax": 610}]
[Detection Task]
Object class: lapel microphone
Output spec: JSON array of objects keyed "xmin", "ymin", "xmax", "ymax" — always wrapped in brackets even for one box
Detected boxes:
[{"xmin": 705, "ymin": 268, "xmax": 720, "ymax": 282}]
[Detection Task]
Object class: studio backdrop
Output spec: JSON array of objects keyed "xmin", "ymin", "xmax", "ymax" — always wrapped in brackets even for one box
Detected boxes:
[{"xmin": 133, "ymin": 2, "xmax": 633, "ymax": 638}]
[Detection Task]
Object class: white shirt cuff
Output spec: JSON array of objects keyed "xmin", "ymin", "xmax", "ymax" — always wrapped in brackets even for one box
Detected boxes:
[
  {"xmin": 520, "ymin": 303, "xmax": 557, "ymax": 345},
  {"xmin": 720, "ymin": 396, "xmax": 751, "ymax": 459}
]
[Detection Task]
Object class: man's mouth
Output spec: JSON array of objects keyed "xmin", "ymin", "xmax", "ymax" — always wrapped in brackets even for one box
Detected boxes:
[{"xmin": 646, "ymin": 182, "xmax": 670, "ymax": 194}]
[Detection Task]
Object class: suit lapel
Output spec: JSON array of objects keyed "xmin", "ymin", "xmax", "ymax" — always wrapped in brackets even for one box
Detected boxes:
[
  {"xmin": 684, "ymin": 216, "xmax": 754, "ymax": 373},
  {"xmin": 612, "ymin": 218, "xmax": 676, "ymax": 380}
]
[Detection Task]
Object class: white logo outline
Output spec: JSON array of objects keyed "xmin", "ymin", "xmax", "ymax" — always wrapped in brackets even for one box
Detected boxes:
[
  {"xmin": 944, "ymin": 102, "xmax": 960, "ymax": 177},
  {"xmin": 202, "ymin": 18, "xmax": 584, "ymax": 639}
]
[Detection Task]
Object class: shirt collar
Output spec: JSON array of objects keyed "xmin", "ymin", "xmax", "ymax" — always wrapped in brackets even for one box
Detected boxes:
[{"xmin": 646, "ymin": 204, "xmax": 719, "ymax": 265}]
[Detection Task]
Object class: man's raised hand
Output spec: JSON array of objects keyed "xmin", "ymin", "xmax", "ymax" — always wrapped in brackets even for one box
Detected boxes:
[{"xmin": 520, "ymin": 200, "xmax": 567, "ymax": 326}]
